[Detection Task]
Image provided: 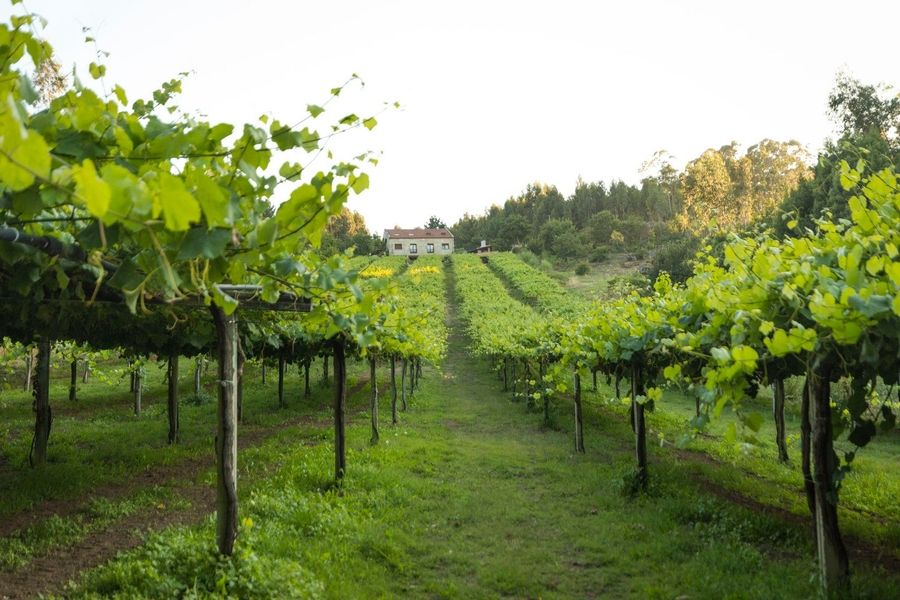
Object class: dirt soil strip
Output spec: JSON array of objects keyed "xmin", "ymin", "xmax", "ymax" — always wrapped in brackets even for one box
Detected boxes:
[
  {"xmin": 697, "ymin": 478, "xmax": 900, "ymax": 573},
  {"xmin": 662, "ymin": 436, "xmax": 896, "ymax": 526},
  {"xmin": 670, "ymin": 448, "xmax": 900, "ymax": 573},
  {"xmin": 0, "ymin": 415, "xmax": 303, "ymax": 539},
  {"xmin": 0, "ymin": 376, "xmax": 374, "ymax": 600},
  {"xmin": 548, "ymin": 404, "xmax": 899, "ymax": 572},
  {"xmin": 0, "ymin": 375, "xmax": 371, "ymax": 539},
  {"xmin": 0, "ymin": 482, "xmax": 215, "ymax": 600}
]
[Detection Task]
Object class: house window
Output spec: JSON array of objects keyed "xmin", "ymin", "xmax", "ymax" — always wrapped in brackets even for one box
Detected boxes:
[
  {"xmin": 394, "ymin": 243, "xmax": 402, "ymax": 250},
  {"xmin": 409, "ymin": 243, "xmax": 417, "ymax": 254},
  {"xmin": 426, "ymin": 243, "xmax": 434, "ymax": 253},
  {"xmin": 441, "ymin": 243, "xmax": 450, "ymax": 250}
]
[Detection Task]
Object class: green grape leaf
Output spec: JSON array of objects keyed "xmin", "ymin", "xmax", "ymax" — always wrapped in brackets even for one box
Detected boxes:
[
  {"xmin": 70, "ymin": 89, "xmax": 105, "ymax": 131},
  {"xmin": 731, "ymin": 345, "xmax": 758, "ymax": 372},
  {"xmin": 209, "ymin": 123, "xmax": 234, "ymax": 141},
  {"xmin": 10, "ymin": 187, "xmax": 42, "ymax": 215},
  {"xmin": 848, "ymin": 294, "xmax": 893, "ymax": 318},
  {"xmin": 847, "ymin": 420, "xmax": 876, "ymax": 447},
  {"xmin": 211, "ymin": 285, "xmax": 239, "ymax": 315},
  {"xmin": 742, "ymin": 411, "xmax": 764, "ymax": 432},
  {"xmin": 107, "ymin": 257, "xmax": 145, "ymax": 292},
  {"xmin": 279, "ymin": 162, "xmax": 302, "ymax": 181},
  {"xmin": 177, "ymin": 228, "xmax": 231, "ymax": 259},
  {"xmin": 191, "ymin": 173, "xmax": 230, "ymax": 228},
  {"xmin": 663, "ymin": 364, "xmax": 681, "ymax": 381},
  {"xmin": 112, "ymin": 126, "xmax": 133, "ymax": 155},
  {"xmin": 724, "ymin": 422, "xmax": 737, "ymax": 444},
  {"xmin": 113, "ymin": 84, "xmax": 128, "ymax": 105},
  {"xmin": 710, "ymin": 347, "xmax": 730, "ymax": 363},
  {"xmin": 88, "ymin": 62, "xmax": 106, "ymax": 79},
  {"xmin": 158, "ymin": 172, "xmax": 201, "ymax": 231},
  {"xmin": 0, "ymin": 126, "xmax": 51, "ymax": 191},
  {"xmin": 73, "ymin": 159, "xmax": 111, "ymax": 217},
  {"xmin": 865, "ymin": 255, "xmax": 884, "ymax": 276},
  {"xmin": 886, "ymin": 262, "xmax": 900, "ymax": 286},
  {"xmin": 351, "ymin": 172, "xmax": 369, "ymax": 194},
  {"xmin": 100, "ymin": 162, "xmax": 150, "ymax": 222}
]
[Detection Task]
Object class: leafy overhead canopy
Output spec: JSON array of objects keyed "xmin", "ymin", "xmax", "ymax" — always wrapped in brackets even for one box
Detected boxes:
[{"xmin": 0, "ymin": 10, "xmax": 386, "ymax": 321}]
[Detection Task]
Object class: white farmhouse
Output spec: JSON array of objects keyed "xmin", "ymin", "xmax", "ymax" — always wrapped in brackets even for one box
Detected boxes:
[{"xmin": 383, "ymin": 228, "xmax": 454, "ymax": 256}]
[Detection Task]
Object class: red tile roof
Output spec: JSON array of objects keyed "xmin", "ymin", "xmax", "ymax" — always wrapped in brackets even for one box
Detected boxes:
[{"xmin": 383, "ymin": 228, "xmax": 453, "ymax": 238}]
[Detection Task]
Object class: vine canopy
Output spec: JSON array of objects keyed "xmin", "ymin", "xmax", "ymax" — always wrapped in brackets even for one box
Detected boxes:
[{"xmin": 0, "ymin": 9, "xmax": 383, "ymax": 319}]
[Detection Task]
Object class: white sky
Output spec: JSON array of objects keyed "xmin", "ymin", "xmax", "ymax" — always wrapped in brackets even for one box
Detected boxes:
[{"xmin": 8, "ymin": 1, "xmax": 900, "ymax": 233}]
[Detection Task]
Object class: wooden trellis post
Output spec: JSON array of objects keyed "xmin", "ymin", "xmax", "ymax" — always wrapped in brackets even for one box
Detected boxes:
[
  {"xmin": 303, "ymin": 357, "xmax": 311, "ymax": 397},
  {"xmin": 133, "ymin": 361, "xmax": 142, "ymax": 417},
  {"xmin": 167, "ymin": 354, "xmax": 179, "ymax": 444},
  {"xmin": 808, "ymin": 364, "xmax": 850, "ymax": 593},
  {"xmin": 23, "ymin": 346, "xmax": 34, "ymax": 393},
  {"xmin": 631, "ymin": 360, "xmax": 647, "ymax": 491},
  {"xmin": 524, "ymin": 358, "xmax": 533, "ymax": 410},
  {"xmin": 772, "ymin": 376, "xmax": 788, "ymax": 463},
  {"xmin": 32, "ymin": 337, "xmax": 52, "ymax": 467},
  {"xmin": 540, "ymin": 358, "xmax": 549, "ymax": 426},
  {"xmin": 400, "ymin": 358, "xmax": 408, "ymax": 411},
  {"xmin": 390, "ymin": 356, "xmax": 398, "ymax": 424},
  {"xmin": 211, "ymin": 305, "xmax": 239, "ymax": 556},
  {"xmin": 370, "ymin": 357, "xmax": 379, "ymax": 444},
  {"xmin": 193, "ymin": 356, "xmax": 202, "ymax": 397},
  {"xmin": 573, "ymin": 370, "xmax": 584, "ymax": 453},
  {"xmin": 333, "ymin": 339, "xmax": 347, "ymax": 480},
  {"xmin": 237, "ymin": 341, "xmax": 244, "ymax": 423},
  {"xmin": 277, "ymin": 351, "xmax": 286, "ymax": 408},
  {"xmin": 69, "ymin": 360, "xmax": 77, "ymax": 402}
]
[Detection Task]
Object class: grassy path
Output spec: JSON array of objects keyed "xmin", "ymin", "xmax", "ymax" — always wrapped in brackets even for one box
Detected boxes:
[
  {"xmin": 376, "ymin": 279, "xmax": 645, "ymax": 597},
  {"xmin": 337, "ymin": 267, "xmax": 896, "ymax": 598}
]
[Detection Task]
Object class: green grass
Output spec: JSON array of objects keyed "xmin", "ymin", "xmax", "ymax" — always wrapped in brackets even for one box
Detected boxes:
[
  {"xmin": 0, "ymin": 357, "xmax": 364, "ymax": 518},
  {"xmin": 51, "ymin": 310, "xmax": 899, "ymax": 599},
  {"xmin": 0, "ymin": 354, "xmax": 374, "ymax": 582},
  {"xmin": 2, "ymin": 262, "xmax": 897, "ymax": 598},
  {"xmin": 526, "ymin": 251, "xmax": 649, "ymax": 301},
  {"xmin": 589, "ymin": 384, "xmax": 900, "ymax": 553}
]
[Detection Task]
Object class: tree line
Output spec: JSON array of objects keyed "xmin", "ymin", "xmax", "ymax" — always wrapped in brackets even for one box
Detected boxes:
[
  {"xmin": 449, "ymin": 138, "xmax": 811, "ymax": 263},
  {"xmin": 448, "ymin": 75, "xmax": 899, "ymax": 280},
  {"xmin": 306, "ymin": 75, "xmax": 898, "ymax": 279}
]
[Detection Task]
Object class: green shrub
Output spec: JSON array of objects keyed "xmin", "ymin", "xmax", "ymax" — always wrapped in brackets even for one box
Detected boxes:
[
  {"xmin": 648, "ymin": 235, "xmax": 700, "ymax": 283},
  {"xmin": 574, "ymin": 262, "xmax": 590, "ymax": 276},
  {"xmin": 589, "ymin": 246, "xmax": 609, "ymax": 263},
  {"xmin": 70, "ymin": 527, "xmax": 325, "ymax": 599},
  {"xmin": 186, "ymin": 390, "xmax": 212, "ymax": 405},
  {"xmin": 606, "ymin": 273, "xmax": 650, "ymax": 298}
]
